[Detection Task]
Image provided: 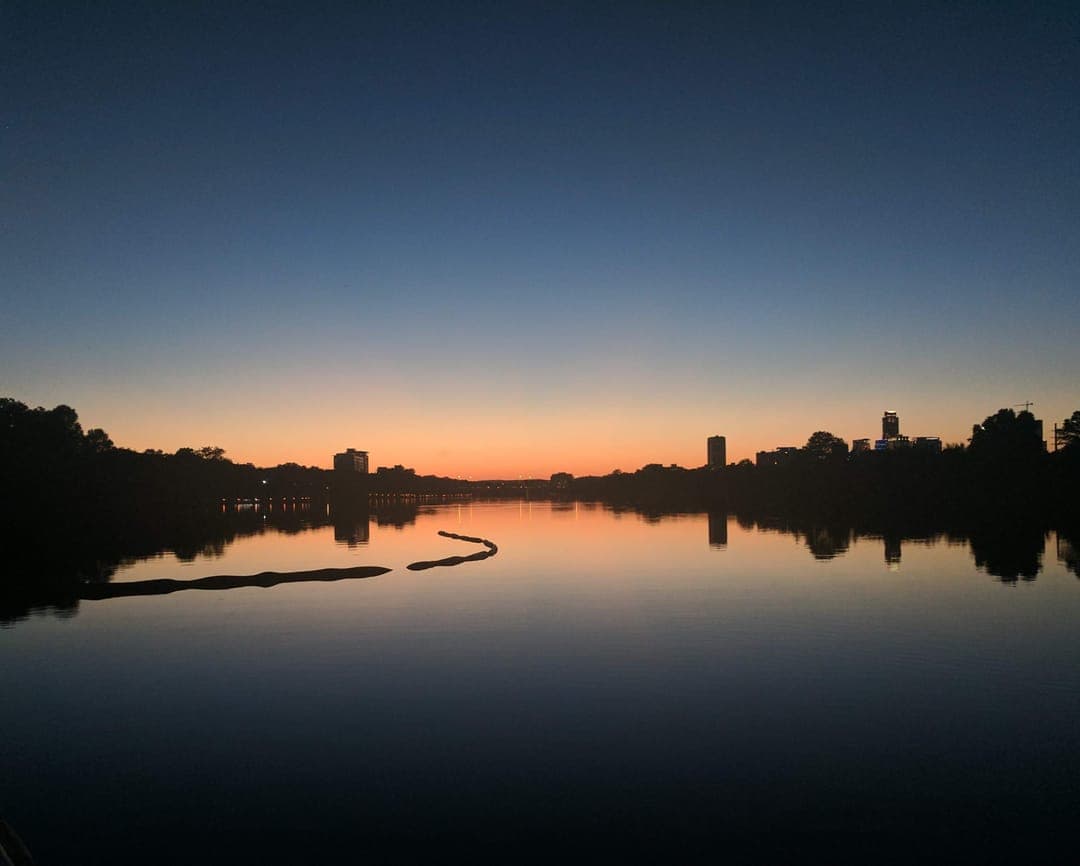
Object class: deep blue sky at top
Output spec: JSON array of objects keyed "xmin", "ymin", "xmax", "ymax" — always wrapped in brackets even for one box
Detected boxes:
[{"xmin": 2, "ymin": 1, "xmax": 1078, "ymax": 471}]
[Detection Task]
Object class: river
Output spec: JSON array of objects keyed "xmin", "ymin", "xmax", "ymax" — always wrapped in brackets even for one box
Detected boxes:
[{"xmin": 2, "ymin": 499, "xmax": 1078, "ymax": 862}]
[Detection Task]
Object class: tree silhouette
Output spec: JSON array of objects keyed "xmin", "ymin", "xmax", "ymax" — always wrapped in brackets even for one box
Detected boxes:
[
  {"xmin": 84, "ymin": 428, "xmax": 114, "ymax": 452},
  {"xmin": 1059, "ymin": 411, "xmax": 1080, "ymax": 452},
  {"xmin": 969, "ymin": 409, "xmax": 1043, "ymax": 459},
  {"xmin": 803, "ymin": 431, "xmax": 849, "ymax": 461}
]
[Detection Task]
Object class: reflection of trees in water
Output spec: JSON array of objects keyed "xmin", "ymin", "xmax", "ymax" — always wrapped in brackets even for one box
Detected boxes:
[
  {"xmin": 372, "ymin": 501, "xmax": 423, "ymax": 529},
  {"xmin": 172, "ymin": 540, "xmax": 228, "ymax": 562},
  {"xmin": 2, "ymin": 497, "xmax": 447, "ymax": 625},
  {"xmin": 1, "ymin": 505, "xmax": 336, "ymax": 626},
  {"xmin": 738, "ymin": 514, "xmax": 853, "ymax": 561},
  {"xmin": 4, "ymin": 500, "xmax": 1071, "ymax": 627},
  {"xmin": 801, "ymin": 525, "xmax": 852, "ymax": 560},
  {"xmin": 1058, "ymin": 531, "xmax": 1080, "ymax": 578},
  {"xmin": 0, "ymin": 591, "xmax": 81, "ymax": 626},
  {"xmin": 967, "ymin": 524, "xmax": 1046, "ymax": 583},
  {"xmin": 603, "ymin": 503, "xmax": 702, "ymax": 527},
  {"xmin": 731, "ymin": 508, "xmax": 1050, "ymax": 580}
]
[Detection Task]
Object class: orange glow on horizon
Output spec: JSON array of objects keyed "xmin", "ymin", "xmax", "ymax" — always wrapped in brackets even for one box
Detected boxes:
[{"xmin": 50, "ymin": 385, "xmax": 1078, "ymax": 480}]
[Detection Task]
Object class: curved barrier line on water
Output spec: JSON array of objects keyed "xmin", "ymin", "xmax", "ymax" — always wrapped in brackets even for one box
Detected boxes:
[
  {"xmin": 74, "ymin": 531, "xmax": 500, "ymax": 600},
  {"xmin": 78, "ymin": 566, "xmax": 393, "ymax": 600},
  {"xmin": 406, "ymin": 530, "xmax": 499, "ymax": 571}
]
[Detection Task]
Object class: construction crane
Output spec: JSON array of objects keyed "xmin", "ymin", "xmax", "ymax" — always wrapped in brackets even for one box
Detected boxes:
[{"xmin": 1013, "ymin": 401, "xmax": 1035, "ymax": 412}]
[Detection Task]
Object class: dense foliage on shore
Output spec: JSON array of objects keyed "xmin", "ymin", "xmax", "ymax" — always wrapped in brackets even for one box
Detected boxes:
[
  {"xmin": 2, "ymin": 396, "xmax": 1078, "ymax": 622},
  {"xmin": 570, "ymin": 408, "xmax": 1080, "ymax": 522},
  {"xmin": 3, "ymin": 398, "xmax": 1079, "ymax": 520},
  {"xmin": 0, "ymin": 397, "xmax": 469, "ymax": 519}
]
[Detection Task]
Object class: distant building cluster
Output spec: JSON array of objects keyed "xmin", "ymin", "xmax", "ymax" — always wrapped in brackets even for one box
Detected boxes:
[
  {"xmin": 748, "ymin": 411, "xmax": 945, "ymax": 467},
  {"xmin": 859, "ymin": 411, "xmax": 942, "ymax": 454},
  {"xmin": 333, "ymin": 449, "xmax": 425, "ymax": 478},
  {"xmin": 333, "ymin": 448, "xmax": 369, "ymax": 473},
  {"xmin": 755, "ymin": 446, "xmax": 800, "ymax": 467},
  {"xmin": 376, "ymin": 464, "xmax": 416, "ymax": 476}
]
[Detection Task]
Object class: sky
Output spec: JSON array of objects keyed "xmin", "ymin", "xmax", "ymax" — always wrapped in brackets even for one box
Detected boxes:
[{"xmin": 3, "ymin": 1, "xmax": 1078, "ymax": 477}]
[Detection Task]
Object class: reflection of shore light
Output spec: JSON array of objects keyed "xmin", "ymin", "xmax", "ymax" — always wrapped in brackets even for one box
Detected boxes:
[{"xmin": 888, "ymin": 562, "xmax": 900, "ymax": 572}]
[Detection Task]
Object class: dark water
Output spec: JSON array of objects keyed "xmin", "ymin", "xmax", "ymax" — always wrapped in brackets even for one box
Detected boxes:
[{"xmin": 3, "ymin": 501, "xmax": 1079, "ymax": 862}]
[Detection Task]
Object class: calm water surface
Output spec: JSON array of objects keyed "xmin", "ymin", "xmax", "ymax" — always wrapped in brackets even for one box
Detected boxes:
[{"xmin": 3, "ymin": 501, "xmax": 1079, "ymax": 862}]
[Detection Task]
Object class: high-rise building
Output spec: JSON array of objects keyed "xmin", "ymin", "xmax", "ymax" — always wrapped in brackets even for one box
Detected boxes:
[
  {"xmin": 333, "ymin": 448, "xmax": 369, "ymax": 473},
  {"xmin": 707, "ymin": 435, "xmax": 727, "ymax": 469},
  {"xmin": 882, "ymin": 411, "xmax": 900, "ymax": 439}
]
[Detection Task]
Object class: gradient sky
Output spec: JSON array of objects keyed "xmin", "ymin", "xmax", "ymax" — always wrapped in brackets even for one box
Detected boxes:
[{"xmin": 3, "ymin": 1, "xmax": 1078, "ymax": 477}]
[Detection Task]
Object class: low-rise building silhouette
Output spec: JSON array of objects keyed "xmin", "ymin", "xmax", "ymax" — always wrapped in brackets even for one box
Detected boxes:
[
  {"xmin": 333, "ymin": 448, "xmax": 369, "ymax": 473},
  {"xmin": 914, "ymin": 436, "xmax": 942, "ymax": 453},
  {"xmin": 756, "ymin": 446, "xmax": 799, "ymax": 467},
  {"xmin": 858, "ymin": 411, "xmax": 942, "ymax": 455}
]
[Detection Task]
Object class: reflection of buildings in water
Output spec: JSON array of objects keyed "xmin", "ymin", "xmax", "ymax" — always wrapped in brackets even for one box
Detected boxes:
[
  {"xmin": 333, "ymin": 513, "xmax": 370, "ymax": 547},
  {"xmin": 708, "ymin": 512, "xmax": 728, "ymax": 548},
  {"xmin": 883, "ymin": 535, "xmax": 902, "ymax": 570}
]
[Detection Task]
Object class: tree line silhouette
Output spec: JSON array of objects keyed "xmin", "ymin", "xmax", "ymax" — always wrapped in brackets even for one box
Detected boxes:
[
  {"xmin": 4, "ymin": 497, "xmax": 1076, "ymax": 629},
  {"xmin": 4, "ymin": 398, "xmax": 1079, "ymax": 519},
  {"xmin": 568, "ymin": 408, "xmax": 1080, "ymax": 523},
  {"xmin": 0, "ymin": 397, "xmax": 470, "ymax": 519},
  {"xmin": 2, "ymin": 396, "xmax": 1079, "ymax": 621}
]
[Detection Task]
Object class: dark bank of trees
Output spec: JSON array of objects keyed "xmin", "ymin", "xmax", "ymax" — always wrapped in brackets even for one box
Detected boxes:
[
  {"xmin": 4, "ymin": 398, "xmax": 1078, "ymax": 526},
  {"xmin": 567, "ymin": 408, "xmax": 1080, "ymax": 524},
  {"xmin": 0, "ymin": 397, "xmax": 470, "ymax": 524},
  {"xmin": 0, "ymin": 397, "xmax": 321, "ymax": 515},
  {"xmin": 0, "ymin": 396, "xmax": 475, "ymax": 609}
]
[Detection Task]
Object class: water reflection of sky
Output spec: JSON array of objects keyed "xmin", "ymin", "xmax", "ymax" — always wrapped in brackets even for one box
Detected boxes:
[
  {"xmin": 110, "ymin": 500, "xmax": 1071, "ymax": 587},
  {"xmin": 3, "ymin": 501, "xmax": 1079, "ymax": 862}
]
